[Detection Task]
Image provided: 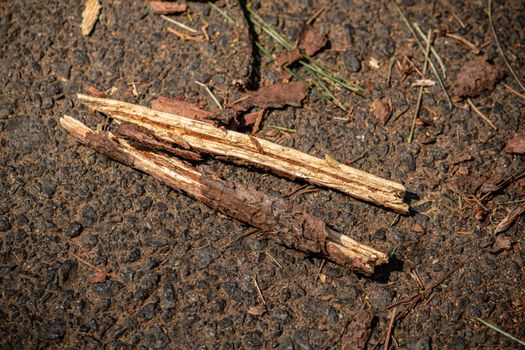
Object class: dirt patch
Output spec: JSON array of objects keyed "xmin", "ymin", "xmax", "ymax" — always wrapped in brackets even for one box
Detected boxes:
[{"xmin": 0, "ymin": 0, "xmax": 524, "ymax": 349}]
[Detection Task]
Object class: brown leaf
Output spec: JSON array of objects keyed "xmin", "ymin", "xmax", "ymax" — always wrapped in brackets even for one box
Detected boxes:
[
  {"xmin": 371, "ymin": 99, "xmax": 392, "ymax": 125},
  {"xmin": 232, "ymin": 82, "xmax": 308, "ymax": 111},
  {"xmin": 247, "ymin": 304, "xmax": 267, "ymax": 316},
  {"xmin": 494, "ymin": 205, "xmax": 525, "ymax": 234},
  {"xmin": 81, "ymin": 0, "xmax": 101, "ymax": 36},
  {"xmin": 298, "ymin": 27, "xmax": 328, "ymax": 56},
  {"xmin": 274, "ymin": 48, "xmax": 302, "ymax": 68},
  {"xmin": 341, "ymin": 310, "xmax": 374, "ymax": 350},
  {"xmin": 489, "ymin": 236, "xmax": 514, "ymax": 254},
  {"xmin": 149, "ymin": 1, "xmax": 187, "ymax": 15},
  {"xmin": 91, "ymin": 270, "xmax": 107, "ymax": 283},
  {"xmin": 452, "ymin": 56, "xmax": 504, "ymax": 98},
  {"xmin": 503, "ymin": 133, "xmax": 525, "ymax": 155}
]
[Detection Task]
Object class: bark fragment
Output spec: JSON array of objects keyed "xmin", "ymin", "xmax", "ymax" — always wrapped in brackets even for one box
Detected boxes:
[
  {"xmin": 77, "ymin": 94, "xmax": 409, "ymax": 213},
  {"xmin": 60, "ymin": 116, "xmax": 389, "ymax": 274},
  {"xmin": 341, "ymin": 310, "xmax": 374, "ymax": 350},
  {"xmin": 298, "ymin": 26, "xmax": 328, "ymax": 56},
  {"xmin": 81, "ymin": 0, "xmax": 101, "ymax": 36},
  {"xmin": 503, "ymin": 133, "xmax": 525, "ymax": 155},
  {"xmin": 232, "ymin": 82, "xmax": 309, "ymax": 111},
  {"xmin": 452, "ymin": 56, "xmax": 504, "ymax": 97},
  {"xmin": 149, "ymin": 1, "xmax": 187, "ymax": 15}
]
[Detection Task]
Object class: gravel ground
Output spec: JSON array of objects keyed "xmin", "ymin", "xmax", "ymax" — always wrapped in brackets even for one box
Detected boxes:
[{"xmin": 1, "ymin": 0, "xmax": 524, "ymax": 349}]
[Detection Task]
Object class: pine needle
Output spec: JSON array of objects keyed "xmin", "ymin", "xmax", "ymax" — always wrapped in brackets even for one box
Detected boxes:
[{"xmin": 476, "ymin": 317, "xmax": 525, "ymax": 346}]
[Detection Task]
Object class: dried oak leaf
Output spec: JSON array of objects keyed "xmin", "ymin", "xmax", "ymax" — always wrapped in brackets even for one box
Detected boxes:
[
  {"xmin": 503, "ymin": 133, "xmax": 525, "ymax": 155},
  {"xmin": 149, "ymin": 1, "xmax": 187, "ymax": 15},
  {"xmin": 81, "ymin": 0, "xmax": 101, "ymax": 36},
  {"xmin": 371, "ymin": 99, "xmax": 392, "ymax": 125},
  {"xmin": 341, "ymin": 310, "xmax": 374, "ymax": 350},
  {"xmin": 232, "ymin": 82, "xmax": 308, "ymax": 111},
  {"xmin": 298, "ymin": 26, "xmax": 328, "ymax": 56},
  {"xmin": 452, "ymin": 56, "xmax": 504, "ymax": 98}
]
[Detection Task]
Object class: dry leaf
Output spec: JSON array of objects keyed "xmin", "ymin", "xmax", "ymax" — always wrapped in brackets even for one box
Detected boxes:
[
  {"xmin": 489, "ymin": 236, "xmax": 513, "ymax": 254},
  {"xmin": 494, "ymin": 206, "xmax": 525, "ymax": 234},
  {"xmin": 452, "ymin": 56, "xmax": 504, "ymax": 97},
  {"xmin": 371, "ymin": 99, "xmax": 392, "ymax": 125},
  {"xmin": 232, "ymin": 82, "xmax": 308, "ymax": 111},
  {"xmin": 149, "ymin": 1, "xmax": 187, "ymax": 15},
  {"xmin": 81, "ymin": 0, "xmax": 101, "ymax": 36},
  {"xmin": 503, "ymin": 133, "xmax": 525, "ymax": 155}
]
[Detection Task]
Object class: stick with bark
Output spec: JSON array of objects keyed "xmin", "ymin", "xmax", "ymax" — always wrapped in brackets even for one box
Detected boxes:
[
  {"xmin": 76, "ymin": 94, "xmax": 409, "ymax": 214},
  {"xmin": 60, "ymin": 116, "xmax": 389, "ymax": 274}
]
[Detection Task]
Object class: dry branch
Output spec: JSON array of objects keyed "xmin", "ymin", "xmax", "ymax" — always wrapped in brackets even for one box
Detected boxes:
[
  {"xmin": 76, "ymin": 94, "xmax": 409, "ymax": 214},
  {"xmin": 60, "ymin": 116, "xmax": 389, "ymax": 274}
]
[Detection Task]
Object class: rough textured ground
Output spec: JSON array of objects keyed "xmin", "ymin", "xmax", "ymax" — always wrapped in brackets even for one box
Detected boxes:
[{"xmin": 1, "ymin": 0, "xmax": 524, "ymax": 349}]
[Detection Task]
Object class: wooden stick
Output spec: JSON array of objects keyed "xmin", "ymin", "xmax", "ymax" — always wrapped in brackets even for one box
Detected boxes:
[
  {"xmin": 76, "ymin": 94, "xmax": 409, "ymax": 214},
  {"xmin": 60, "ymin": 116, "xmax": 389, "ymax": 274}
]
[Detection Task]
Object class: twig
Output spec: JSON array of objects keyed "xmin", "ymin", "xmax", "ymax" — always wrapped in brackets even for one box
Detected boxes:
[
  {"xmin": 195, "ymin": 81, "xmax": 223, "ymax": 109},
  {"xmin": 253, "ymin": 274, "xmax": 266, "ymax": 305},
  {"xmin": 503, "ymin": 83, "xmax": 525, "ymax": 101},
  {"xmin": 413, "ymin": 23, "xmax": 447, "ymax": 78},
  {"xmin": 488, "ymin": 0, "xmax": 525, "ymax": 92},
  {"xmin": 466, "ymin": 98, "xmax": 496, "ymax": 130},
  {"xmin": 384, "ymin": 307, "xmax": 397, "ymax": 350},
  {"xmin": 306, "ymin": 8, "xmax": 325, "ymax": 25},
  {"xmin": 445, "ymin": 33, "xmax": 480, "ymax": 54},
  {"xmin": 408, "ymin": 29, "xmax": 432, "ymax": 144},
  {"xmin": 476, "ymin": 317, "xmax": 525, "ymax": 346},
  {"xmin": 161, "ymin": 14, "xmax": 197, "ymax": 33},
  {"xmin": 167, "ymin": 27, "xmax": 206, "ymax": 42},
  {"xmin": 392, "ymin": 1, "xmax": 453, "ymax": 109},
  {"xmin": 61, "ymin": 116, "xmax": 391, "ymax": 274}
]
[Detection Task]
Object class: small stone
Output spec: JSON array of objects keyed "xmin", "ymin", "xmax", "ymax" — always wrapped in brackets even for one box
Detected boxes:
[
  {"xmin": 194, "ymin": 246, "xmax": 218, "ymax": 269},
  {"xmin": 0, "ymin": 217, "xmax": 11, "ymax": 232},
  {"xmin": 55, "ymin": 62, "xmax": 72, "ymax": 79},
  {"xmin": 401, "ymin": 151, "xmax": 416, "ymax": 172},
  {"xmin": 145, "ymin": 326, "xmax": 169, "ymax": 349},
  {"xmin": 344, "ymin": 51, "xmax": 362, "ymax": 73},
  {"xmin": 137, "ymin": 302, "xmax": 158, "ymax": 320},
  {"xmin": 406, "ymin": 336, "xmax": 430, "ymax": 350},
  {"xmin": 368, "ymin": 286, "xmax": 395, "ymax": 309},
  {"xmin": 80, "ymin": 206, "xmax": 98, "ymax": 227},
  {"xmin": 42, "ymin": 181, "xmax": 57, "ymax": 199},
  {"xmin": 65, "ymin": 222, "xmax": 83, "ymax": 238},
  {"xmin": 39, "ymin": 319, "xmax": 66, "ymax": 340}
]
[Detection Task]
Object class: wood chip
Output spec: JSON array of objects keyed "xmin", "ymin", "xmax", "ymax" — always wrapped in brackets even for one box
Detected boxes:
[
  {"xmin": 371, "ymin": 99, "xmax": 392, "ymax": 126},
  {"xmin": 341, "ymin": 310, "xmax": 374, "ymax": 350},
  {"xmin": 91, "ymin": 270, "xmax": 107, "ymax": 283},
  {"xmin": 232, "ymin": 82, "xmax": 308, "ymax": 111},
  {"xmin": 81, "ymin": 0, "xmax": 101, "ymax": 36},
  {"xmin": 489, "ymin": 236, "xmax": 514, "ymax": 254},
  {"xmin": 149, "ymin": 1, "xmax": 187, "ymax": 15},
  {"xmin": 452, "ymin": 56, "xmax": 504, "ymax": 97},
  {"xmin": 494, "ymin": 205, "xmax": 525, "ymax": 234},
  {"xmin": 503, "ymin": 133, "xmax": 525, "ymax": 155}
]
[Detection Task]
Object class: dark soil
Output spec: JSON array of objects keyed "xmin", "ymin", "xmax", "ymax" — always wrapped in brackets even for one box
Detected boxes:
[{"xmin": 1, "ymin": 0, "xmax": 524, "ymax": 349}]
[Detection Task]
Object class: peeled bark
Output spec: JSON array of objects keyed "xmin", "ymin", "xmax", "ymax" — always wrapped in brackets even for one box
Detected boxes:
[
  {"xmin": 61, "ymin": 116, "xmax": 389, "ymax": 274},
  {"xmin": 76, "ymin": 94, "xmax": 409, "ymax": 214}
]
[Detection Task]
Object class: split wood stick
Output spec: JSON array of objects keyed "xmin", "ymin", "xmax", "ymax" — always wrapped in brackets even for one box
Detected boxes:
[
  {"xmin": 77, "ymin": 94, "xmax": 409, "ymax": 214},
  {"xmin": 60, "ymin": 116, "xmax": 389, "ymax": 274}
]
